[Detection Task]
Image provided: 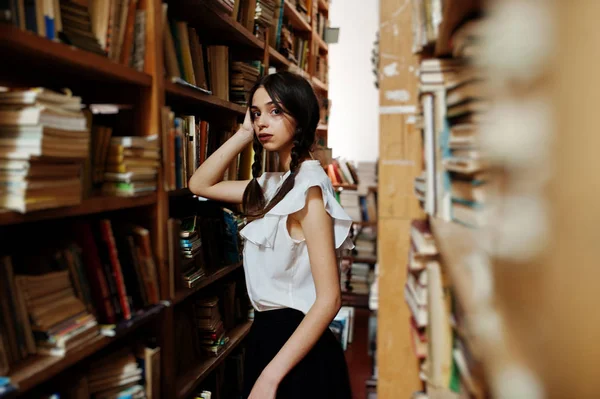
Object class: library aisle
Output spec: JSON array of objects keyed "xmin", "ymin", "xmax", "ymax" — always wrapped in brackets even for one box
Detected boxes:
[{"xmin": 5, "ymin": 0, "xmax": 593, "ymax": 399}]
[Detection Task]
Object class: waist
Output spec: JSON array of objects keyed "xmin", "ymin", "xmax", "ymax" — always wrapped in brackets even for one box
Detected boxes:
[{"xmin": 253, "ymin": 308, "xmax": 306, "ymax": 324}]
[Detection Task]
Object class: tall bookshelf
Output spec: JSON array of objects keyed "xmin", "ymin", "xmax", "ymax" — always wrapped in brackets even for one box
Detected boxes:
[
  {"xmin": 379, "ymin": 0, "xmax": 598, "ymax": 398},
  {"xmin": 0, "ymin": 0, "xmax": 331, "ymax": 397}
]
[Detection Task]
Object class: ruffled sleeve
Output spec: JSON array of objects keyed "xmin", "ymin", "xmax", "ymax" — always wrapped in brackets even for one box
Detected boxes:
[{"xmin": 239, "ymin": 164, "xmax": 355, "ymax": 250}]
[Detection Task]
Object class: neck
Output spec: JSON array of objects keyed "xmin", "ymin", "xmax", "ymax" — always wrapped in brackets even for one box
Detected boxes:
[{"xmin": 278, "ymin": 146, "xmax": 293, "ymax": 172}]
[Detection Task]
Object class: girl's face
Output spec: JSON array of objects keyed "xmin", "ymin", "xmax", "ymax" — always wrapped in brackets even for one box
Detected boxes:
[{"xmin": 250, "ymin": 87, "xmax": 296, "ymax": 152}]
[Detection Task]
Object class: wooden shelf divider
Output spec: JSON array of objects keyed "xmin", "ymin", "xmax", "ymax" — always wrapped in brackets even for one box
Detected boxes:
[
  {"xmin": 174, "ymin": 262, "xmax": 243, "ymax": 305},
  {"xmin": 0, "ymin": 194, "xmax": 157, "ymax": 226},
  {"xmin": 176, "ymin": 321, "xmax": 253, "ymax": 399},
  {"xmin": 0, "ymin": 25, "xmax": 152, "ymax": 86},
  {"xmin": 165, "ymin": 80, "xmax": 246, "ymax": 115}
]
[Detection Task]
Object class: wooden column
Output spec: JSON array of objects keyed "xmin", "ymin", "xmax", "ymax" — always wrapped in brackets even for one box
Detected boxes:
[{"xmin": 378, "ymin": 0, "xmax": 425, "ymax": 397}]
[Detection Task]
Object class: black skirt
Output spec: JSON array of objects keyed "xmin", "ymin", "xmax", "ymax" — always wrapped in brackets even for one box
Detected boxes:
[{"xmin": 243, "ymin": 308, "xmax": 352, "ymax": 399}]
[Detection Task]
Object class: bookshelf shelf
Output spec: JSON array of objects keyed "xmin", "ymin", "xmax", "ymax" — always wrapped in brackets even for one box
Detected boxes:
[
  {"xmin": 269, "ymin": 46, "xmax": 291, "ymax": 67},
  {"xmin": 318, "ymin": 0, "xmax": 329, "ymax": 13},
  {"xmin": 342, "ymin": 291, "xmax": 370, "ymax": 308},
  {"xmin": 0, "ymin": 25, "xmax": 152, "ymax": 87},
  {"xmin": 343, "ymin": 255, "xmax": 378, "ymax": 264},
  {"xmin": 312, "ymin": 76, "xmax": 328, "ymax": 92},
  {"xmin": 176, "ymin": 321, "xmax": 253, "ymax": 399},
  {"xmin": 317, "ymin": 124, "xmax": 328, "ymax": 131},
  {"xmin": 429, "ymin": 217, "xmax": 476, "ymax": 315},
  {"xmin": 165, "ymin": 81, "xmax": 246, "ymax": 115},
  {"xmin": 314, "ymin": 32, "xmax": 328, "ymax": 53},
  {"xmin": 434, "ymin": 0, "xmax": 482, "ymax": 57},
  {"xmin": 174, "ymin": 262, "xmax": 244, "ymax": 305},
  {"xmin": 10, "ymin": 304, "xmax": 164, "ymax": 394},
  {"xmin": 333, "ymin": 183, "xmax": 358, "ymax": 190},
  {"xmin": 284, "ymin": 0, "xmax": 312, "ymax": 32},
  {"xmin": 0, "ymin": 194, "xmax": 157, "ymax": 226},
  {"xmin": 353, "ymin": 221, "xmax": 378, "ymax": 227}
]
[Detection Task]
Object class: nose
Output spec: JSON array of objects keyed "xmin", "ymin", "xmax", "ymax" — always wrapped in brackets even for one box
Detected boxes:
[{"xmin": 257, "ymin": 114, "xmax": 268, "ymax": 130}]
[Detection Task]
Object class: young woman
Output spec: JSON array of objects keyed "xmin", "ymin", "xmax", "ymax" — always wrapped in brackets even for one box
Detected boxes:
[{"xmin": 189, "ymin": 71, "xmax": 353, "ymax": 399}]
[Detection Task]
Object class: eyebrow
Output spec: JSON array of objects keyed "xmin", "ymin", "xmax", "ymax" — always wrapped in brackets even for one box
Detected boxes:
[{"xmin": 251, "ymin": 101, "xmax": 275, "ymax": 108}]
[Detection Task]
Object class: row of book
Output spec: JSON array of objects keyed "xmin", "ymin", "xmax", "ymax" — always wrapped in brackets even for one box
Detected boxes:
[
  {"xmin": 0, "ymin": 219, "xmax": 160, "ymax": 374},
  {"xmin": 160, "ymin": 107, "xmax": 255, "ymax": 191},
  {"xmin": 1, "ymin": 0, "xmax": 147, "ymax": 70},
  {"xmin": 163, "ymin": 7, "xmax": 247, "ymax": 101},
  {"xmin": 415, "ymin": 19, "xmax": 486, "ymax": 228},
  {"xmin": 406, "ymin": 219, "xmax": 485, "ymax": 398}
]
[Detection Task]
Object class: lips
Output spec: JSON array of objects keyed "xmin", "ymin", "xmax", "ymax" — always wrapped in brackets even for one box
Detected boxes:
[{"xmin": 258, "ymin": 133, "xmax": 273, "ymax": 142}]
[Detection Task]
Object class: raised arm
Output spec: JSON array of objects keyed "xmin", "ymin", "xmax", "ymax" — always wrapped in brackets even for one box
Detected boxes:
[
  {"xmin": 248, "ymin": 186, "xmax": 342, "ymax": 398},
  {"xmin": 188, "ymin": 110, "xmax": 254, "ymax": 204}
]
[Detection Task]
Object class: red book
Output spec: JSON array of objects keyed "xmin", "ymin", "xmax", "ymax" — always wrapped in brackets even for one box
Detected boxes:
[
  {"xmin": 72, "ymin": 223, "xmax": 116, "ymax": 324},
  {"xmin": 100, "ymin": 220, "xmax": 132, "ymax": 320}
]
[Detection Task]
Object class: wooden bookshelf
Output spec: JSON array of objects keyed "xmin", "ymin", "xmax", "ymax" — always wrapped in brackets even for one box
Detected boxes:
[
  {"xmin": 165, "ymin": 80, "xmax": 246, "ymax": 115},
  {"xmin": 11, "ymin": 304, "xmax": 164, "ymax": 394},
  {"xmin": 317, "ymin": 124, "xmax": 328, "ymax": 131},
  {"xmin": 176, "ymin": 321, "xmax": 253, "ymax": 399},
  {"xmin": 0, "ymin": 194, "xmax": 157, "ymax": 226},
  {"xmin": 0, "ymin": 0, "xmax": 333, "ymax": 395},
  {"xmin": 0, "ymin": 25, "xmax": 152, "ymax": 87},
  {"xmin": 284, "ymin": 0, "xmax": 312, "ymax": 32},
  {"xmin": 174, "ymin": 262, "xmax": 243, "ymax": 305}
]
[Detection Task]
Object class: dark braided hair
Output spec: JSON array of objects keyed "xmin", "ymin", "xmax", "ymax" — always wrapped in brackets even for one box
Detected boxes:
[{"xmin": 242, "ymin": 71, "xmax": 320, "ymax": 220}]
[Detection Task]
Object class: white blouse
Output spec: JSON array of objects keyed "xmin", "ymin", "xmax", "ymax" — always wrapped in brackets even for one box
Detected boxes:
[{"xmin": 239, "ymin": 160, "xmax": 355, "ymax": 315}]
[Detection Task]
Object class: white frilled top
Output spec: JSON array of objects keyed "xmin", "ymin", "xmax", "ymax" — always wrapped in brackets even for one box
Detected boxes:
[{"xmin": 239, "ymin": 160, "xmax": 355, "ymax": 314}]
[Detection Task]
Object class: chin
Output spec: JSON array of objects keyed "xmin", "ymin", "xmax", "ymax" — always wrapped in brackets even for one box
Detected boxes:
[{"xmin": 261, "ymin": 142, "xmax": 284, "ymax": 152}]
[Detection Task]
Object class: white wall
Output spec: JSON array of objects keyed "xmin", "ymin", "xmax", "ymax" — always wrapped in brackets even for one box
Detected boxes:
[{"xmin": 328, "ymin": 0, "xmax": 379, "ymax": 162}]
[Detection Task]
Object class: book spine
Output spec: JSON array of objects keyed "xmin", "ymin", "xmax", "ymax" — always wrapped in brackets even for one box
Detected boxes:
[{"xmin": 100, "ymin": 220, "xmax": 132, "ymax": 320}]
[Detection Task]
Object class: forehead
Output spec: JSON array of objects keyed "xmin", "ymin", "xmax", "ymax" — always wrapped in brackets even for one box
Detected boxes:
[{"xmin": 252, "ymin": 87, "xmax": 273, "ymax": 107}]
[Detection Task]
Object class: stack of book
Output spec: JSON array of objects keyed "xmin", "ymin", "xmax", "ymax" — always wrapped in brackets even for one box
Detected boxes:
[
  {"xmin": 102, "ymin": 135, "xmax": 159, "ymax": 197},
  {"xmin": 341, "ymin": 261, "xmax": 372, "ymax": 295},
  {"xmin": 87, "ymin": 348, "xmax": 146, "ymax": 398},
  {"xmin": 254, "ymin": 0, "xmax": 277, "ymax": 39},
  {"xmin": 339, "ymin": 190, "xmax": 361, "ymax": 221},
  {"xmin": 230, "ymin": 62, "xmax": 261, "ymax": 106},
  {"xmin": 15, "ymin": 267, "xmax": 100, "ymax": 357},
  {"xmin": 180, "ymin": 215, "xmax": 206, "ymax": 288},
  {"xmin": 194, "ymin": 296, "xmax": 229, "ymax": 357},
  {"xmin": 405, "ymin": 220, "xmax": 439, "ymax": 382},
  {"xmin": 0, "ymin": 87, "xmax": 90, "ymax": 213}
]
